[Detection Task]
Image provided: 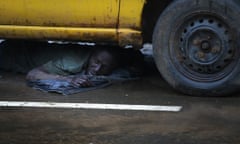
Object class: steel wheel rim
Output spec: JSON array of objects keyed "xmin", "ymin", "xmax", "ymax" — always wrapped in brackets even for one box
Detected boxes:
[{"xmin": 170, "ymin": 14, "xmax": 237, "ymax": 82}]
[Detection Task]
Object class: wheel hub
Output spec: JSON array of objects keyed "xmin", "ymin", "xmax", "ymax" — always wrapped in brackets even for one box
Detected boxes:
[
  {"xmin": 201, "ymin": 41, "xmax": 211, "ymax": 52},
  {"xmin": 178, "ymin": 17, "xmax": 234, "ymax": 74}
]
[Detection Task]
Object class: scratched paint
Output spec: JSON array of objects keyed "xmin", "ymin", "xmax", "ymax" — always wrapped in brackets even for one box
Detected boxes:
[
  {"xmin": 0, "ymin": 0, "xmax": 145, "ymax": 47},
  {"xmin": 0, "ymin": 0, "xmax": 119, "ymax": 27}
]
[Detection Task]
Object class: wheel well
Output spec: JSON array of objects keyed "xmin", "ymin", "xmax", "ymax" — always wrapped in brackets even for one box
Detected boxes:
[{"xmin": 141, "ymin": 0, "xmax": 173, "ymax": 43}]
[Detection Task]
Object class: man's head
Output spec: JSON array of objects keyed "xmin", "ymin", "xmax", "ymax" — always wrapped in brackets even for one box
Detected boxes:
[{"xmin": 86, "ymin": 47, "xmax": 119, "ymax": 76}]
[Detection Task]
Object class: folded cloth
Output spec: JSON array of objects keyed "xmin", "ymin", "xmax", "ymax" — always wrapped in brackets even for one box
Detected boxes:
[
  {"xmin": 27, "ymin": 69, "xmax": 138, "ymax": 95},
  {"xmin": 27, "ymin": 78, "xmax": 111, "ymax": 95}
]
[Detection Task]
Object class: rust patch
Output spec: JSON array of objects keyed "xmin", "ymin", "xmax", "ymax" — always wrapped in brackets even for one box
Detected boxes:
[{"xmin": 118, "ymin": 30, "xmax": 143, "ymax": 49}]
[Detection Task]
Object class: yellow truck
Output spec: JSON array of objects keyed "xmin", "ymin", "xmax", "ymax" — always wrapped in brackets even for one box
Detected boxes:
[{"xmin": 0, "ymin": 0, "xmax": 240, "ymax": 96}]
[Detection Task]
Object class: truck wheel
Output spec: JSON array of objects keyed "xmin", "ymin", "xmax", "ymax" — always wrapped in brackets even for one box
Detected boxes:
[{"xmin": 153, "ymin": 0, "xmax": 240, "ymax": 96}]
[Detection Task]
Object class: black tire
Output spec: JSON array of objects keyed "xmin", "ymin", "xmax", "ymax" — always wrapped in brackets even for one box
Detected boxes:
[{"xmin": 153, "ymin": 0, "xmax": 240, "ymax": 96}]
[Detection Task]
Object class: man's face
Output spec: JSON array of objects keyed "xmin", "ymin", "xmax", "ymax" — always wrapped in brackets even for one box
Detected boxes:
[{"xmin": 86, "ymin": 50, "xmax": 116, "ymax": 76}]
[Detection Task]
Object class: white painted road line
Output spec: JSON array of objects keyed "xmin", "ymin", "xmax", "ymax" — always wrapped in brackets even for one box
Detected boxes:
[{"xmin": 0, "ymin": 101, "xmax": 182, "ymax": 112}]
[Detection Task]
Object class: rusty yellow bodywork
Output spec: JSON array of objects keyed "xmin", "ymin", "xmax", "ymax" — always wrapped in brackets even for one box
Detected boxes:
[{"xmin": 0, "ymin": 0, "xmax": 145, "ymax": 47}]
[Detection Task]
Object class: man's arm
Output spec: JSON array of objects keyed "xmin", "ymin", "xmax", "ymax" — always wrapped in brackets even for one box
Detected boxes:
[{"xmin": 26, "ymin": 66, "xmax": 92, "ymax": 87}]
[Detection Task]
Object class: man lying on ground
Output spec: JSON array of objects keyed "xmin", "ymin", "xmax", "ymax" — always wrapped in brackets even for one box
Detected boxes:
[
  {"xmin": 0, "ymin": 40, "xmax": 144, "ymax": 94},
  {"xmin": 26, "ymin": 46, "xmax": 119, "ymax": 87}
]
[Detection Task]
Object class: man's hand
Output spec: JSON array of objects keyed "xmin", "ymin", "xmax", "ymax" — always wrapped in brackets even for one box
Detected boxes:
[
  {"xmin": 70, "ymin": 75, "xmax": 93, "ymax": 87},
  {"xmin": 27, "ymin": 67, "xmax": 93, "ymax": 87}
]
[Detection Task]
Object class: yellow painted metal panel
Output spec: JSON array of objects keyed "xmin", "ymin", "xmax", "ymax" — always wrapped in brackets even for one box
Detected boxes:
[
  {"xmin": 0, "ymin": 0, "xmax": 145, "ymax": 47},
  {"xmin": 118, "ymin": 0, "xmax": 145, "ymax": 29},
  {"xmin": 117, "ymin": 0, "xmax": 145, "ymax": 47},
  {"xmin": 118, "ymin": 28, "xmax": 142, "ymax": 48},
  {"xmin": 0, "ymin": 25, "xmax": 142, "ymax": 47},
  {"xmin": 0, "ymin": 0, "xmax": 119, "ymax": 28},
  {"xmin": 0, "ymin": 25, "xmax": 118, "ymax": 43}
]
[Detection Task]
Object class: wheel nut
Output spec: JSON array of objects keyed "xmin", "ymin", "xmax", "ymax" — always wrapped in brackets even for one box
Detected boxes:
[
  {"xmin": 197, "ymin": 51, "xmax": 205, "ymax": 59},
  {"xmin": 211, "ymin": 46, "xmax": 221, "ymax": 54},
  {"xmin": 193, "ymin": 38, "xmax": 201, "ymax": 45}
]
